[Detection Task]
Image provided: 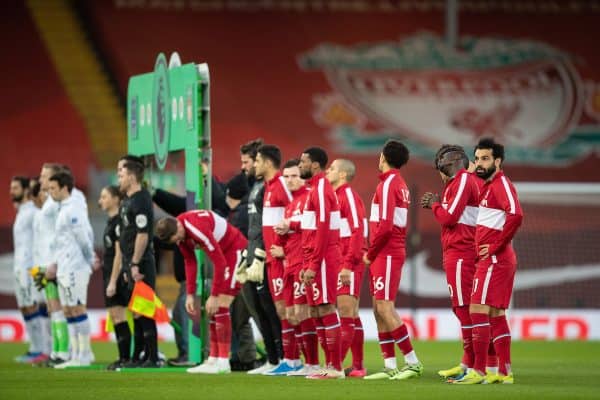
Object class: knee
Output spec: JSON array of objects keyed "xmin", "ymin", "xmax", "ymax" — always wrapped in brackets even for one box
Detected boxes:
[
  {"xmin": 337, "ymin": 303, "xmax": 353, "ymax": 318},
  {"xmin": 374, "ymin": 301, "xmax": 391, "ymax": 317}
]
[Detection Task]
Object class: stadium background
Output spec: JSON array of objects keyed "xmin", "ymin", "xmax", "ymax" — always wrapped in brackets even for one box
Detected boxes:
[{"xmin": 1, "ymin": 0, "xmax": 599, "ymax": 342}]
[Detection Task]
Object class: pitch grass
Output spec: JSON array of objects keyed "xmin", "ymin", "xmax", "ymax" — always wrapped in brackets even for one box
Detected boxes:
[{"xmin": 1, "ymin": 341, "xmax": 599, "ymax": 400}]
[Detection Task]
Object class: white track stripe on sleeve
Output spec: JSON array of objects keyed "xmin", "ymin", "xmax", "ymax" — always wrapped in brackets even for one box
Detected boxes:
[
  {"xmin": 501, "ymin": 176, "xmax": 516, "ymax": 214},
  {"xmin": 448, "ymin": 173, "xmax": 468, "ymax": 215}
]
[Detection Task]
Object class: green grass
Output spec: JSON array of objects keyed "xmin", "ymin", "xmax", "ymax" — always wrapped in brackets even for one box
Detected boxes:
[{"xmin": 1, "ymin": 341, "xmax": 599, "ymax": 399}]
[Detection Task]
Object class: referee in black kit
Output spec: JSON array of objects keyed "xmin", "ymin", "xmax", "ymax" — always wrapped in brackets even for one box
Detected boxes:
[{"xmin": 116, "ymin": 155, "xmax": 160, "ymax": 367}]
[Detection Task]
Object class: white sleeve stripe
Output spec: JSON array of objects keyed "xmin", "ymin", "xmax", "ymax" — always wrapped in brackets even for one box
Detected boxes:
[
  {"xmin": 448, "ymin": 173, "xmax": 467, "ymax": 215},
  {"xmin": 381, "ymin": 175, "xmax": 395, "ymax": 220},
  {"xmin": 278, "ymin": 176, "xmax": 293, "ymax": 202},
  {"xmin": 184, "ymin": 219, "xmax": 215, "ymax": 251},
  {"xmin": 345, "ymin": 187, "xmax": 359, "ymax": 228},
  {"xmin": 500, "ymin": 176, "xmax": 516, "ymax": 214},
  {"xmin": 318, "ymin": 178, "xmax": 325, "ymax": 223}
]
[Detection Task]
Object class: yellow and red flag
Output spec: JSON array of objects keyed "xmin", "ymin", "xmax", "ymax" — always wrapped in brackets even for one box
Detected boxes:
[{"xmin": 128, "ymin": 281, "xmax": 171, "ymax": 323}]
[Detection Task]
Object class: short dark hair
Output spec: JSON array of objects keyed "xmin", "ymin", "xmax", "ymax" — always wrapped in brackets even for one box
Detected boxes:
[
  {"xmin": 123, "ymin": 160, "xmax": 145, "ymax": 183},
  {"xmin": 382, "ymin": 139, "xmax": 409, "ymax": 169},
  {"xmin": 49, "ymin": 172, "xmax": 74, "ymax": 193},
  {"xmin": 12, "ymin": 176, "xmax": 30, "ymax": 191},
  {"xmin": 475, "ymin": 137, "xmax": 505, "ymax": 161},
  {"xmin": 240, "ymin": 138, "xmax": 264, "ymax": 160},
  {"xmin": 257, "ymin": 144, "xmax": 282, "ymax": 169},
  {"xmin": 303, "ymin": 147, "xmax": 328, "ymax": 169},
  {"xmin": 31, "ymin": 181, "xmax": 41, "ymax": 197},
  {"xmin": 119, "ymin": 154, "xmax": 144, "ymax": 165},
  {"xmin": 283, "ymin": 158, "xmax": 300, "ymax": 169},
  {"xmin": 435, "ymin": 144, "xmax": 469, "ymax": 169},
  {"xmin": 103, "ymin": 185, "xmax": 123, "ymax": 200},
  {"xmin": 155, "ymin": 217, "xmax": 178, "ymax": 242}
]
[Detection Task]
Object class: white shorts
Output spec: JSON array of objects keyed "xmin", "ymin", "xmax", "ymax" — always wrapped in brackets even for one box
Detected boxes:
[
  {"xmin": 14, "ymin": 269, "xmax": 37, "ymax": 308},
  {"xmin": 57, "ymin": 269, "xmax": 91, "ymax": 307}
]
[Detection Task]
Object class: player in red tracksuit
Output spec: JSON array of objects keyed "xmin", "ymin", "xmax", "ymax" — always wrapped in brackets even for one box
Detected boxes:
[
  {"xmin": 454, "ymin": 138, "xmax": 523, "ymax": 385},
  {"xmin": 421, "ymin": 144, "xmax": 480, "ymax": 381},
  {"xmin": 154, "ymin": 210, "xmax": 247, "ymax": 375},
  {"xmin": 326, "ymin": 159, "xmax": 367, "ymax": 378},
  {"xmin": 270, "ymin": 159, "xmax": 320, "ymax": 375},
  {"xmin": 363, "ymin": 140, "xmax": 423, "ymax": 381},
  {"xmin": 277, "ymin": 147, "xmax": 344, "ymax": 379}
]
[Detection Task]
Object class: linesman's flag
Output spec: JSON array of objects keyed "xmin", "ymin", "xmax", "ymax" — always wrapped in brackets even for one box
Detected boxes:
[{"xmin": 128, "ymin": 281, "xmax": 171, "ymax": 323}]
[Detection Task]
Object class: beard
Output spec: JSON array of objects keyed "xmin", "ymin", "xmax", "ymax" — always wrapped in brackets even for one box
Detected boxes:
[
  {"xmin": 475, "ymin": 164, "xmax": 496, "ymax": 180},
  {"xmin": 300, "ymin": 170, "xmax": 312, "ymax": 180},
  {"xmin": 11, "ymin": 193, "xmax": 24, "ymax": 203}
]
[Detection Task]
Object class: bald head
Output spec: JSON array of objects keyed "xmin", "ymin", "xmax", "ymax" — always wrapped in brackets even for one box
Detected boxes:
[{"xmin": 326, "ymin": 158, "xmax": 356, "ymax": 189}]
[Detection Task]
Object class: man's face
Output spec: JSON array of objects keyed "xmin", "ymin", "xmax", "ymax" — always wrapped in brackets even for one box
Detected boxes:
[
  {"xmin": 474, "ymin": 148, "xmax": 499, "ymax": 180},
  {"xmin": 47, "ymin": 180, "xmax": 65, "ymax": 202},
  {"xmin": 283, "ymin": 166, "xmax": 303, "ymax": 191},
  {"xmin": 326, "ymin": 160, "xmax": 342, "ymax": 187},
  {"xmin": 39, "ymin": 167, "xmax": 52, "ymax": 191},
  {"xmin": 254, "ymin": 153, "xmax": 268, "ymax": 178},
  {"xmin": 378, "ymin": 153, "xmax": 385, "ymax": 172},
  {"xmin": 117, "ymin": 166, "xmax": 132, "ymax": 193},
  {"xmin": 240, "ymin": 154, "xmax": 255, "ymax": 176},
  {"xmin": 299, "ymin": 153, "xmax": 313, "ymax": 179},
  {"xmin": 9, "ymin": 181, "xmax": 25, "ymax": 203},
  {"xmin": 171, "ymin": 221, "xmax": 186, "ymax": 244}
]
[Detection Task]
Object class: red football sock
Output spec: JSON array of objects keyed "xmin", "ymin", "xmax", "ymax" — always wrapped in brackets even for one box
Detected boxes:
[
  {"xmin": 351, "ymin": 317, "xmax": 364, "ymax": 369},
  {"xmin": 321, "ymin": 313, "xmax": 342, "ymax": 371},
  {"xmin": 281, "ymin": 319, "xmax": 297, "ymax": 361},
  {"xmin": 315, "ymin": 318, "xmax": 330, "ymax": 366},
  {"xmin": 293, "ymin": 324, "xmax": 303, "ymax": 361},
  {"xmin": 378, "ymin": 331, "xmax": 395, "ymax": 360},
  {"xmin": 300, "ymin": 318, "xmax": 319, "ymax": 365},
  {"xmin": 454, "ymin": 306, "xmax": 474, "ymax": 368},
  {"xmin": 471, "ymin": 312, "xmax": 491, "ymax": 375},
  {"xmin": 209, "ymin": 317, "xmax": 218, "ymax": 358},
  {"xmin": 490, "ymin": 315, "xmax": 512, "ymax": 376},
  {"xmin": 214, "ymin": 308, "xmax": 231, "ymax": 359},
  {"xmin": 487, "ymin": 341, "xmax": 498, "ymax": 369},
  {"xmin": 339, "ymin": 317, "xmax": 355, "ymax": 362},
  {"xmin": 390, "ymin": 324, "xmax": 414, "ymax": 356}
]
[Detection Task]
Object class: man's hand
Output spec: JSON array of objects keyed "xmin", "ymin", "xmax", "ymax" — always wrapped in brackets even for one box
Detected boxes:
[
  {"xmin": 106, "ymin": 281, "xmax": 116, "ymax": 298},
  {"xmin": 479, "ymin": 244, "xmax": 490, "ymax": 260},
  {"xmin": 131, "ymin": 266, "xmax": 144, "ymax": 282},
  {"xmin": 270, "ymin": 245, "xmax": 284, "ymax": 258},
  {"xmin": 235, "ymin": 249, "xmax": 249, "ymax": 284},
  {"xmin": 45, "ymin": 264, "xmax": 57, "ymax": 280},
  {"xmin": 303, "ymin": 269, "xmax": 316, "ymax": 284},
  {"xmin": 246, "ymin": 248, "xmax": 266, "ymax": 283},
  {"xmin": 205, "ymin": 295, "xmax": 218, "ymax": 316},
  {"xmin": 185, "ymin": 294, "xmax": 196, "ymax": 315},
  {"xmin": 421, "ymin": 192, "xmax": 440, "ymax": 209},
  {"xmin": 274, "ymin": 219, "xmax": 291, "ymax": 235},
  {"xmin": 363, "ymin": 254, "xmax": 372, "ymax": 266},
  {"xmin": 339, "ymin": 268, "xmax": 352, "ymax": 286}
]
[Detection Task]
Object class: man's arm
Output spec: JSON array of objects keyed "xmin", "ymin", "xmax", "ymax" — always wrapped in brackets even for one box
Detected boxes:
[
  {"xmin": 431, "ymin": 173, "xmax": 472, "ymax": 227},
  {"xmin": 487, "ymin": 179, "xmax": 523, "ymax": 256},
  {"xmin": 308, "ymin": 180, "xmax": 332, "ymax": 272},
  {"xmin": 344, "ymin": 195, "xmax": 365, "ymax": 270},
  {"xmin": 366, "ymin": 184, "xmax": 396, "ymax": 262}
]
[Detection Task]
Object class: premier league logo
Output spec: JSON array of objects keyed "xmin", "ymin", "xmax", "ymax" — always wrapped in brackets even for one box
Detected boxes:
[{"xmin": 153, "ymin": 53, "xmax": 171, "ymax": 170}]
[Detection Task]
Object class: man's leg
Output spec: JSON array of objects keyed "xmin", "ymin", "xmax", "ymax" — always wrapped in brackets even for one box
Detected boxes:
[
  {"xmin": 337, "ymin": 294, "xmax": 356, "ymax": 364},
  {"xmin": 490, "ymin": 308, "xmax": 512, "ymax": 378},
  {"xmin": 171, "ymin": 281, "xmax": 188, "ymax": 361},
  {"xmin": 46, "ymin": 281, "xmax": 69, "ymax": 362}
]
